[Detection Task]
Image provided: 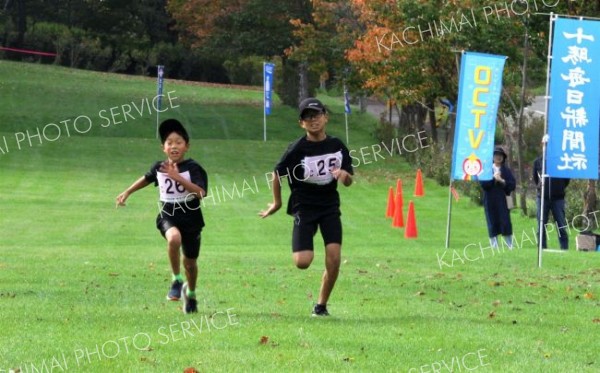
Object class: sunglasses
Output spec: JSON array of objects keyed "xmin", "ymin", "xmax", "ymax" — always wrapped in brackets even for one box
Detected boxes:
[{"xmin": 301, "ymin": 112, "xmax": 324, "ymax": 121}]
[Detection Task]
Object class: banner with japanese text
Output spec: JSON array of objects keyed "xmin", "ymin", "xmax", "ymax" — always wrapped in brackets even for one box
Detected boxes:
[
  {"xmin": 547, "ymin": 18, "xmax": 600, "ymax": 179},
  {"xmin": 451, "ymin": 52, "xmax": 506, "ymax": 181}
]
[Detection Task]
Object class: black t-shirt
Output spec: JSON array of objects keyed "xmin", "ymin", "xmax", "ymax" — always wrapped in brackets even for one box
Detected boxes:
[
  {"xmin": 275, "ymin": 135, "xmax": 353, "ymax": 214},
  {"xmin": 144, "ymin": 158, "xmax": 208, "ymax": 212}
]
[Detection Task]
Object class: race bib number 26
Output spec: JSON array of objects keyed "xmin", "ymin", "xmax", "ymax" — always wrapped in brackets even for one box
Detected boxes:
[
  {"xmin": 302, "ymin": 151, "xmax": 342, "ymax": 185},
  {"xmin": 157, "ymin": 171, "xmax": 190, "ymax": 202}
]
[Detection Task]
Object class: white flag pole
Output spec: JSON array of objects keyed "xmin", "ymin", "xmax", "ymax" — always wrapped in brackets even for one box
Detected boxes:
[
  {"xmin": 343, "ymin": 84, "xmax": 351, "ymax": 144},
  {"xmin": 344, "ymin": 112, "xmax": 349, "ymax": 145},
  {"xmin": 263, "ymin": 62, "xmax": 267, "ymax": 142},
  {"xmin": 156, "ymin": 65, "xmax": 164, "ymax": 139},
  {"xmin": 538, "ymin": 13, "xmax": 557, "ymax": 268},
  {"xmin": 445, "ymin": 181, "xmax": 454, "ymax": 249}
]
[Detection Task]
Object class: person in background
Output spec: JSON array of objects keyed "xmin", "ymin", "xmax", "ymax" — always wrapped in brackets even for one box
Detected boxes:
[
  {"xmin": 533, "ymin": 152, "xmax": 570, "ymax": 250},
  {"xmin": 480, "ymin": 147, "xmax": 516, "ymax": 249}
]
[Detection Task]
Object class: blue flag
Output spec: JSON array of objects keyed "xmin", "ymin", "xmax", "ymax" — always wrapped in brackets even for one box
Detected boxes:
[
  {"xmin": 156, "ymin": 65, "xmax": 165, "ymax": 112},
  {"xmin": 344, "ymin": 87, "xmax": 351, "ymax": 114},
  {"xmin": 451, "ymin": 52, "xmax": 506, "ymax": 181},
  {"xmin": 264, "ymin": 63, "xmax": 275, "ymax": 115},
  {"xmin": 547, "ymin": 18, "xmax": 600, "ymax": 179}
]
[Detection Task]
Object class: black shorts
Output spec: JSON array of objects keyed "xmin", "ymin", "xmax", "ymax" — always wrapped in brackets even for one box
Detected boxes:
[
  {"xmin": 156, "ymin": 204, "xmax": 204, "ymax": 259},
  {"xmin": 291, "ymin": 207, "xmax": 342, "ymax": 252}
]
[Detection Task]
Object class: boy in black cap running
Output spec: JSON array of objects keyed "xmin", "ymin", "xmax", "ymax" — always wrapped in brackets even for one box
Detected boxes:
[
  {"xmin": 260, "ymin": 98, "xmax": 353, "ymax": 316},
  {"xmin": 116, "ymin": 119, "xmax": 208, "ymax": 314}
]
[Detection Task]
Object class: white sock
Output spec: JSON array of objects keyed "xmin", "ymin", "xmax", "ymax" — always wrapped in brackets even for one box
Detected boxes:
[{"xmin": 503, "ymin": 235, "xmax": 513, "ymax": 250}]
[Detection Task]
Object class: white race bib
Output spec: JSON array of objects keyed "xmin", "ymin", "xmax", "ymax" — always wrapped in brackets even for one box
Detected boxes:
[
  {"xmin": 301, "ymin": 151, "xmax": 343, "ymax": 185},
  {"xmin": 157, "ymin": 171, "xmax": 191, "ymax": 202}
]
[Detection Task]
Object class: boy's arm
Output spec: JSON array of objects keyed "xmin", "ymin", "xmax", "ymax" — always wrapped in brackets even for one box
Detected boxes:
[
  {"xmin": 335, "ymin": 142, "xmax": 353, "ymax": 187},
  {"xmin": 116, "ymin": 176, "xmax": 150, "ymax": 207},
  {"xmin": 259, "ymin": 172, "xmax": 282, "ymax": 218}
]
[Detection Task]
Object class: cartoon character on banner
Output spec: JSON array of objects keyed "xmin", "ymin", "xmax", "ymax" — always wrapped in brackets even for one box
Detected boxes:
[{"xmin": 463, "ymin": 153, "xmax": 483, "ymax": 181}]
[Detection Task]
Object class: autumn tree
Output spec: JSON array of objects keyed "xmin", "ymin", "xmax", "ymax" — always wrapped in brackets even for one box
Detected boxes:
[{"xmin": 287, "ymin": 0, "xmax": 366, "ymax": 95}]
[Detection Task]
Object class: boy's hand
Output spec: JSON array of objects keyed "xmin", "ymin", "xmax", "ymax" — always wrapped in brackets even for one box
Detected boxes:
[
  {"xmin": 115, "ymin": 192, "xmax": 129, "ymax": 208},
  {"xmin": 332, "ymin": 169, "xmax": 352, "ymax": 186},
  {"xmin": 159, "ymin": 161, "xmax": 180, "ymax": 180},
  {"xmin": 259, "ymin": 202, "xmax": 282, "ymax": 218}
]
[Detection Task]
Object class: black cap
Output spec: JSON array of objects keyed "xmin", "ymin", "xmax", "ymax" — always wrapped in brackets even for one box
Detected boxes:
[
  {"xmin": 493, "ymin": 146, "xmax": 507, "ymax": 161},
  {"xmin": 299, "ymin": 98, "xmax": 326, "ymax": 118},
  {"xmin": 159, "ymin": 119, "xmax": 189, "ymax": 144}
]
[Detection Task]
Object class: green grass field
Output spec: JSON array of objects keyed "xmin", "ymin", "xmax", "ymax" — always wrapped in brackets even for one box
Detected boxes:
[{"xmin": 0, "ymin": 60, "xmax": 598, "ymax": 373}]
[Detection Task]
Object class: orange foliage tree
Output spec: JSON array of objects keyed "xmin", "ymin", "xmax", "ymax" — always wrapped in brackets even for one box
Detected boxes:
[{"xmin": 166, "ymin": 0, "xmax": 248, "ymax": 48}]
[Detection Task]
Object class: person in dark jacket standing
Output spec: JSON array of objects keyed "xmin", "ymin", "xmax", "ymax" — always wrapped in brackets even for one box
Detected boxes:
[
  {"xmin": 480, "ymin": 147, "xmax": 516, "ymax": 249},
  {"xmin": 533, "ymin": 155, "xmax": 570, "ymax": 250}
]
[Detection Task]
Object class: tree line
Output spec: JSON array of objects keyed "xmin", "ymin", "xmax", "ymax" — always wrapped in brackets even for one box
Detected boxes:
[{"xmin": 3, "ymin": 0, "xmax": 600, "ymax": 221}]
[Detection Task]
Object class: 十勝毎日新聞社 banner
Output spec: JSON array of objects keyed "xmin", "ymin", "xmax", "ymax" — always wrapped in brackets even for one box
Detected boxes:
[
  {"xmin": 451, "ymin": 52, "xmax": 506, "ymax": 181},
  {"xmin": 547, "ymin": 18, "xmax": 600, "ymax": 179}
]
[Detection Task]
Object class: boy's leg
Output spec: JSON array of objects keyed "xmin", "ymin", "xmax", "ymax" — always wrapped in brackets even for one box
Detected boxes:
[
  {"xmin": 293, "ymin": 251, "xmax": 314, "ymax": 269},
  {"xmin": 181, "ymin": 256, "xmax": 199, "ymax": 314},
  {"xmin": 313, "ymin": 210, "xmax": 342, "ymax": 316},
  {"xmin": 181, "ymin": 230, "xmax": 201, "ymax": 314},
  {"xmin": 165, "ymin": 227, "xmax": 182, "ymax": 276},
  {"xmin": 292, "ymin": 211, "xmax": 316, "ymax": 269},
  {"xmin": 163, "ymin": 227, "xmax": 184, "ymax": 300},
  {"xmin": 317, "ymin": 243, "xmax": 341, "ymax": 306},
  {"xmin": 183, "ymin": 256, "xmax": 198, "ymax": 291}
]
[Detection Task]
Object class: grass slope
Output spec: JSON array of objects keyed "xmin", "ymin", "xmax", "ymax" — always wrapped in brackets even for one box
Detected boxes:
[{"xmin": 0, "ymin": 61, "xmax": 598, "ymax": 373}]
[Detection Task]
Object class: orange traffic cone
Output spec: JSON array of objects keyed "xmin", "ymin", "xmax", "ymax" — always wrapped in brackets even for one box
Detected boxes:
[
  {"xmin": 396, "ymin": 179, "xmax": 404, "ymax": 207},
  {"xmin": 405, "ymin": 201, "xmax": 418, "ymax": 238},
  {"xmin": 414, "ymin": 169, "xmax": 424, "ymax": 197},
  {"xmin": 386, "ymin": 186, "xmax": 395, "ymax": 218},
  {"xmin": 392, "ymin": 190, "xmax": 404, "ymax": 228}
]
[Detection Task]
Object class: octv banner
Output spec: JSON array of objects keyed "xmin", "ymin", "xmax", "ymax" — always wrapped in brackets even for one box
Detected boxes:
[
  {"xmin": 547, "ymin": 17, "xmax": 600, "ymax": 179},
  {"xmin": 451, "ymin": 52, "xmax": 506, "ymax": 181}
]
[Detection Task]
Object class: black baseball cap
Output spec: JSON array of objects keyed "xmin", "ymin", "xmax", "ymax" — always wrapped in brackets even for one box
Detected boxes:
[
  {"xmin": 159, "ymin": 119, "xmax": 189, "ymax": 144},
  {"xmin": 299, "ymin": 98, "xmax": 326, "ymax": 118}
]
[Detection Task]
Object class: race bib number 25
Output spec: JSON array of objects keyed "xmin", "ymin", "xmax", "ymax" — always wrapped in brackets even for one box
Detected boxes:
[{"xmin": 302, "ymin": 151, "xmax": 342, "ymax": 185}]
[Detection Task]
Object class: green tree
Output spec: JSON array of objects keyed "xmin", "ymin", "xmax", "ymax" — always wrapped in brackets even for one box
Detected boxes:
[{"xmin": 168, "ymin": 0, "xmax": 313, "ymax": 104}]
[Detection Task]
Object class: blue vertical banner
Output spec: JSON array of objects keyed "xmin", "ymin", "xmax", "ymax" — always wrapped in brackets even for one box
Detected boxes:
[
  {"xmin": 547, "ymin": 18, "xmax": 600, "ymax": 179},
  {"xmin": 451, "ymin": 52, "xmax": 506, "ymax": 181},
  {"xmin": 156, "ymin": 65, "xmax": 165, "ymax": 111},
  {"xmin": 264, "ymin": 63, "xmax": 275, "ymax": 115},
  {"xmin": 156, "ymin": 65, "xmax": 165, "ymax": 138},
  {"xmin": 344, "ymin": 87, "xmax": 351, "ymax": 114}
]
